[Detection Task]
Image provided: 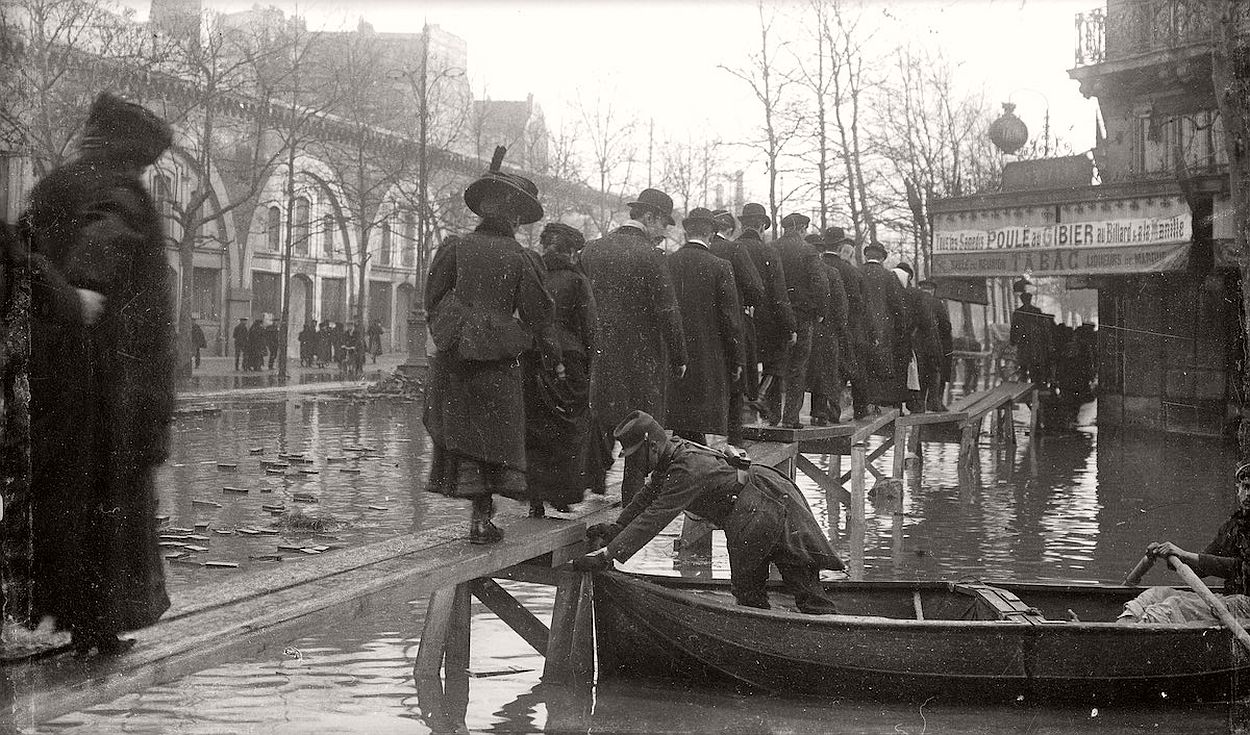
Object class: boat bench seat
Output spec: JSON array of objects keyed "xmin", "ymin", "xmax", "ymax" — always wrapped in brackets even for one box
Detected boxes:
[{"xmin": 953, "ymin": 583, "xmax": 1048, "ymax": 624}]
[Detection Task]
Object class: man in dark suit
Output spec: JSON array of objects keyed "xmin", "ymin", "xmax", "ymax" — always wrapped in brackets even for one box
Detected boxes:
[
  {"xmin": 736, "ymin": 203, "xmax": 793, "ymax": 424},
  {"xmin": 710, "ymin": 208, "xmax": 763, "ymax": 446},
  {"xmin": 824, "ymin": 227, "xmax": 867, "ymax": 418},
  {"xmin": 918, "ymin": 279, "xmax": 953, "ymax": 411},
  {"xmin": 806, "ymin": 232, "xmax": 852, "ymax": 425},
  {"xmin": 1010, "ymin": 291, "xmax": 1054, "ymax": 388},
  {"xmin": 665, "ymin": 208, "xmax": 744, "ymax": 445},
  {"xmin": 580, "ymin": 188, "xmax": 687, "ymax": 503},
  {"xmin": 769, "ymin": 213, "xmax": 828, "ymax": 428},
  {"xmin": 859, "ymin": 241, "xmax": 907, "ymax": 408},
  {"xmin": 233, "ymin": 317, "xmax": 249, "ymax": 371}
]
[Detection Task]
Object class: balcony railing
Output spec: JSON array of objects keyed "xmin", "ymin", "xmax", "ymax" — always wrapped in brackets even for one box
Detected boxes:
[{"xmin": 1075, "ymin": 1, "xmax": 1249, "ymax": 67}]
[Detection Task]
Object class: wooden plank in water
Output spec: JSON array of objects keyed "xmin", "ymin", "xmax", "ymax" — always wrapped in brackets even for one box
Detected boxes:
[
  {"xmin": 8, "ymin": 502, "xmax": 621, "ymax": 725},
  {"xmin": 896, "ymin": 410, "xmax": 968, "ymax": 427},
  {"xmin": 470, "ymin": 578, "xmax": 549, "ymax": 655}
]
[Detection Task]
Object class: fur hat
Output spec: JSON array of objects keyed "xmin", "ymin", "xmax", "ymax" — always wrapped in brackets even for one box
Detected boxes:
[
  {"xmin": 81, "ymin": 92, "xmax": 172, "ymax": 167},
  {"xmin": 464, "ymin": 146, "xmax": 544, "ymax": 225}
]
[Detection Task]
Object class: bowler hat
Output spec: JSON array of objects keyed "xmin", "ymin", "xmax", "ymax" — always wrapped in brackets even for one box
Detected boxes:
[
  {"xmin": 464, "ymin": 146, "xmax": 545, "ymax": 225},
  {"xmin": 627, "ymin": 188, "xmax": 676, "ymax": 226},
  {"xmin": 1012, "ymin": 277, "xmax": 1033, "ymax": 294},
  {"xmin": 740, "ymin": 202, "xmax": 772, "ymax": 230},
  {"xmin": 711, "ymin": 208, "xmax": 736, "ymax": 229},
  {"xmin": 613, "ymin": 410, "xmax": 667, "ymax": 457},
  {"xmin": 681, "ymin": 207, "xmax": 718, "ymax": 230},
  {"xmin": 780, "ymin": 212, "xmax": 810, "ymax": 230},
  {"xmin": 82, "ymin": 92, "xmax": 173, "ymax": 167},
  {"xmin": 824, "ymin": 226, "xmax": 854, "ymax": 246},
  {"xmin": 895, "ymin": 261, "xmax": 914, "ymax": 278},
  {"xmin": 864, "ymin": 241, "xmax": 887, "ymax": 258},
  {"xmin": 804, "ymin": 233, "xmax": 824, "ymax": 247}
]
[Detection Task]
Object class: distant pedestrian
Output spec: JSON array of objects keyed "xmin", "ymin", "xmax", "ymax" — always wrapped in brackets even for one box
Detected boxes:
[
  {"xmin": 1010, "ymin": 291, "xmax": 1054, "ymax": 388},
  {"xmin": 579, "ymin": 187, "xmax": 687, "ymax": 504},
  {"xmin": 330, "ymin": 321, "xmax": 345, "ymax": 365},
  {"xmin": 524, "ymin": 222, "xmax": 597, "ymax": 517},
  {"xmin": 233, "ymin": 317, "xmax": 249, "ymax": 370},
  {"xmin": 246, "ymin": 318, "xmax": 267, "ymax": 371},
  {"xmin": 735, "ymin": 202, "xmax": 793, "ymax": 425},
  {"xmin": 266, "ymin": 319, "xmax": 281, "ymax": 370},
  {"xmin": 25, "ymin": 92, "xmax": 175, "ymax": 655},
  {"xmin": 917, "ymin": 280, "xmax": 952, "ymax": 411},
  {"xmin": 298, "ymin": 320, "xmax": 316, "ymax": 367},
  {"xmin": 317, "ymin": 320, "xmax": 333, "ymax": 368},
  {"xmin": 664, "ymin": 207, "xmax": 743, "ymax": 445},
  {"xmin": 190, "ymin": 318, "xmax": 207, "ymax": 369},
  {"xmin": 367, "ymin": 318, "xmax": 383, "ymax": 363},
  {"xmin": 423, "ymin": 147, "xmax": 554, "ymax": 544}
]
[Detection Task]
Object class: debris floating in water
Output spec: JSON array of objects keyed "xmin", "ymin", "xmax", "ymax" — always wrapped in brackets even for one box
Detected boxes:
[
  {"xmin": 367, "ymin": 505, "xmax": 389, "ymax": 511},
  {"xmin": 192, "ymin": 499, "xmax": 222, "ymax": 508},
  {"xmin": 249, "ymin": 447, "xmax": 264, "ymax": 454},
  {"xmin": 293, "ymin": 493, "xmax": 318, "ymax": 503},
  {"xmin": 223, "ymin": 486, "xmax": 249, "ymax": 494},
  {"xmin": 216, "ymin": 462, "xmax": 238, "ymax": 470},
  {"xmin": 204, "ymin": 561, "xmax": 239, "ymax": 569}
]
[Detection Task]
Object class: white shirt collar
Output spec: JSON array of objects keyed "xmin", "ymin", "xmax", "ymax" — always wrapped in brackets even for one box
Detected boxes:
[{"xmin": 687, "ymin": 238, "xmax": 709, "ymax": 248}]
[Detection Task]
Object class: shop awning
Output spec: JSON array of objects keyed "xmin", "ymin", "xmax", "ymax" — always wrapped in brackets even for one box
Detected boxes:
[{"xmin": 932, "ymin": 211, "xmax": 1192, "ymax": 278}]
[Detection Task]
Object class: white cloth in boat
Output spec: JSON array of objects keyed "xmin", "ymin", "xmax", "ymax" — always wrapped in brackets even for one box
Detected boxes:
[{"xmin": 1120, "ymin": 586, "xmax": 1250, "ymax": 625}]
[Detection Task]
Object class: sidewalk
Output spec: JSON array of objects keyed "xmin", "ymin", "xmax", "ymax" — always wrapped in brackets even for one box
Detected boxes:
[{"xmin": 178, "ymin": 352, "xmax": 418, "ymax": 398}]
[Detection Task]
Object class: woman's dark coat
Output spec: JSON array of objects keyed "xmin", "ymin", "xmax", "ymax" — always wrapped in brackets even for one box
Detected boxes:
[
  {"xmin": 25, "ymin": 156, "xmax": 175, "ymax": 636},
  {"xmin": 579, "ymin": 225, "xmax": 686, "ymax": 430},
  {"xmin": 665, "ymin": 242, "xmax": 744, "ymax": 435},
  {"xmin": 859, "ymin": 261, "xmax": 907, "ymax": 405},
  {"xmin": 524, "ymin": 250, "xmax": 597, "ymax": 506},
  {"xmin": 423, "ymin": 221, "xmax": 553, "ymax": 500}
]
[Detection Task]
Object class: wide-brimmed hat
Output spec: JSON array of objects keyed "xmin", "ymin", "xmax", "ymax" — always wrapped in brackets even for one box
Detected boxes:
[
  {"xmin": 681, "ymin": 207, "xmax": 718, "ymax": 230},
  {"xmin": 82, "ymin": 92, "xmax": 172, "ymax": 167},
  {"xmin": 863, "ymin": 241, "xmax": 887, "ymax": 259},
  {"xmin": 614, "ymin": 410, "xmax": 667, "ymax": 457},
  {"xmin": 740, "ymin": 202, "xmax": 772, "ymax": 230},
  {"xmin": 780, "ymin": 212, "xmax": 810, "ymax": 230},
  {"xmin": 824, "ymin": 226, "xmax": 855, "ymax": 246},
  {"xmin": 464, "ymin": 146, "xmax": 544, "ymax": 225},
  {"xmin": 627, "ymin": 188, "xmax": 676, "ymax": 226}
]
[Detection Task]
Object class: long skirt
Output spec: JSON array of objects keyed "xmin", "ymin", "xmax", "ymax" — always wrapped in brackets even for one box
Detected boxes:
[{"xmin": 523, "ymin": 350, "xmax": 591, "ymax": 507}]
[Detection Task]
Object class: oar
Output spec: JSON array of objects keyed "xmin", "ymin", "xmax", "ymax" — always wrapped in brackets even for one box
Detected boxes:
[
  {"xmin": 1123, "ymin": 554, "xmax": 1156, "ymax": 586},
  {"xmin": 1167, "ymin": 554, "xmax": 1250, "ymax": 657}
]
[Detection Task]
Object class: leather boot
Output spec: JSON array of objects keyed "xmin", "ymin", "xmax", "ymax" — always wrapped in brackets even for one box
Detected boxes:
[{"xmin": 469, "ymin": 497, "xmax": 503, "ymax": 544}]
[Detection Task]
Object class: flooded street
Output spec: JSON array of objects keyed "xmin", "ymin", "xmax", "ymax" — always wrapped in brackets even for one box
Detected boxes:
[{"xmin": 34, "ymin": 394, "xmax": 1242, "ymax": 734}]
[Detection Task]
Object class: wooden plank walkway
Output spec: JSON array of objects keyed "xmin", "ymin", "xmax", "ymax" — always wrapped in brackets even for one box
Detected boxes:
[{"xmin": 4, "ymin": 437, "xmax": 799, "ymax": 727}]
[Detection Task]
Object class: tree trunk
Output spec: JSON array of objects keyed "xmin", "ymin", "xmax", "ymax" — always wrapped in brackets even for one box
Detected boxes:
[
  {"xmin": 176, "ymin": 239, "xmax": 195, "ymax": 379},
  {"xmin": 1213, "ymin": 0, "xmax": 1250, "ymax": 459}
]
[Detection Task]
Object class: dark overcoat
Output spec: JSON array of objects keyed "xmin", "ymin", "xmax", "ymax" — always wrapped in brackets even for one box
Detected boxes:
[
  {"xmin": 773, "ymin": 233, "xmax": 828, "ymax": 319},
  {"xmin": 737, "ymin": 230, "xmax": 793, "ymax": 372},
  {"xmin": 924, "ymin": 291, "xmax": 953, "ymax": 383},
  {"xmin": 709, "ymin": 234, "xmax": 764, "ymax": 309},
  {"xmin": 808, "ymin": 255, "xmax": 850, "ymax": 397},
  {"xmin": 831, "ymin": 255, "xmax": 866, "ymax": 378},
  {"xmin": 524, "ymin": 250, "xmax": 597, "ymax": 506},
  {"xmin": 859, "ymin": 261, "xmax": 907, "ymax": 404},
  {"xmin": 606, "ymin": 440, "xmax": 843, "ymax": 574},
  {"xmin": 580, "ymin": 225, "xmax": 686, "ymax": 429},
  {"xmin": 26, "ymin": 156, "xmax": 176, "ymax": 635},
  {"xmin": 423, "ymin": 221, "xmax": 553, "ymax": 499},
  {"xmin": 1010, "ymin": 304, "xmax": 1053, "ymax": 370},
  {"xmin": 665, "ymin": 242, "xmax": 744, "ymax": 435}
]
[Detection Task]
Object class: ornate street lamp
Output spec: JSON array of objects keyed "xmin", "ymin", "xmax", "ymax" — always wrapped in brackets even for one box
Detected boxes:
[{"xmin": 988, "ymin": 102, "xmax": 1029, "ymax": 155}]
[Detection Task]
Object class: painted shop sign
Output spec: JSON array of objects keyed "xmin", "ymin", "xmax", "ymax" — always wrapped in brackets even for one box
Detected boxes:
[{"xmin": 932, "ymin": 212, "xmax": 1191, "ymax": 277}]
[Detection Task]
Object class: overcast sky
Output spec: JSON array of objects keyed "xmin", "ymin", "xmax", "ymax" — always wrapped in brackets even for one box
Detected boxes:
[{"xmin": 122, "ymin": 0, "xmax": 1101, "ymax": 203}]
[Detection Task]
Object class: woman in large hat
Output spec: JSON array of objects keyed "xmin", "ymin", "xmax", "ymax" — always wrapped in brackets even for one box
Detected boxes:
[{"xmin": 423, "ymin": 147, "xmax": 554, "ymax": 543}]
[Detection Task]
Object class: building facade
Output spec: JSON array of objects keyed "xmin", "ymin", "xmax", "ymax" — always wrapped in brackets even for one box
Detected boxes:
[{"xmin": 931, "ymin": 0, "xmax": 1247, "ymax": 436}]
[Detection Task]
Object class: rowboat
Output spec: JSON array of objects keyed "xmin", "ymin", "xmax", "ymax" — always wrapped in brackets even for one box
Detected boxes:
[{"xmin": 593, "ymin": 571, "xmax": 1250, "ymax": 703}]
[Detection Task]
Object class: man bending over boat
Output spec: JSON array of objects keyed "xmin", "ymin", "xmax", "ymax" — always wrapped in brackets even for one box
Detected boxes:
[
  {"xmin": 1118, "ymin": 461, "xmax": 1250, "ymax": 624},
  {"xmin": 573, "ymin": 410, "xmax": 844, "ymax": 614}
]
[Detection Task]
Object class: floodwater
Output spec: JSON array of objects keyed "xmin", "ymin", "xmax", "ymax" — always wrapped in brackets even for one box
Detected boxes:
[{"xmin": 29, "ymin": 394, "xmax": 1246, "ymax": 734}]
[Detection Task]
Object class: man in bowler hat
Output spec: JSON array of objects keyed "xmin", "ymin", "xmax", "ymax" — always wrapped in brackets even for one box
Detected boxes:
[
  {"xmin": 735, "ymin": 203, "xmax": 793, "ymax": 423},
  {"xmin": 768, "ymin": 213, "xmax": 828, "ymax": 427},
  {"xmin": 574, "ymin": 410, "xmax": 843, "ymax": 615},
  {"xmin": 580, "ymin": 188, "xmax": 687, "ymax": 503},
  {"xmin": 709, "ymin": 208, "xmax": 764, "ymax": 446},
  {"xmin": 858, "ymin": 241, "xmax": 908, "ymax": 407},
  {"xmin": 824, "ymin": 227, "xmax": 869, "ymax": 418}
]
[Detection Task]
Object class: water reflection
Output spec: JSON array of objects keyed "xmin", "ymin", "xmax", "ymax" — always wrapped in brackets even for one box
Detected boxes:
[{"xmin": 35, "ymin": 397, "xmax": 1244, "ymax": 733}]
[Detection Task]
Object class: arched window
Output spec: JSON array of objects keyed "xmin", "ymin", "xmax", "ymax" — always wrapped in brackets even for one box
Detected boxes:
[
  {"xmin": 402, "ymin": 211, "xmax": 416, "ymax": 267},
  {"xmin": 380, "ymin": 216, "xmax": 392, "ymax": 266},
  {"xmin": 322, "ymin": 214, "xmax": 335, "ymax": 257},
  {"xmin": 267, "ymin": 206, "xmax": 281, "ymax": 251},
  {"xmin": 153, "ymin": 173, "xmax": 173, "ymax": 219},
  {"xmin": 292, "ymin": 196, "xmax": 310, "ymax": 255}
]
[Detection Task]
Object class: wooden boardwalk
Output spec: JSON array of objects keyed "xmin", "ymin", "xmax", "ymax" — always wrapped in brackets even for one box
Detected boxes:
[{"xmin": 4, "ymin": 438, "xmax": 795, "ymax": 727}]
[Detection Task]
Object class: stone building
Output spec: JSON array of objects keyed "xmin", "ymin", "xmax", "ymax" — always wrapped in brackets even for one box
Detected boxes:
[{"xmin": 931, "ymin": 0, "xmax": 1246, "ymax": 435}]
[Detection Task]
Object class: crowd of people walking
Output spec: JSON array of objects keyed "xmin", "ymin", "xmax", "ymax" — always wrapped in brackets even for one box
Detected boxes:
[{"xmin": 421, "ymin": 145, "xmax": 959, "ymax": 547}]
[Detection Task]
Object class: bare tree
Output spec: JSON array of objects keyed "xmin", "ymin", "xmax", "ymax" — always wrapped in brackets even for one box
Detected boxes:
[
  {"xmin": 658, "ymin": 135, "xmax": 723, "ymax": 214},
  {"xmin": 825, "ymin": 2, "xmax": 878, "ymax": 250},
  {"xmin": 575, "ymin": 88, "xmax": 638, "ymax": 235},
  {"xmin": 786, "ymin": 0, "xmax": 841, "ymax": 232},
  {"xmin": 721, "ymin": 0, "xmax": 803, "ymax": 238}
]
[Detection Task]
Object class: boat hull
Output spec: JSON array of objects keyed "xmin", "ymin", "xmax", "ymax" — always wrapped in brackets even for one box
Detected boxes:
[{"xmin": 593, "ymin": 572, "xmax": 1250, "ymax": 703}]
